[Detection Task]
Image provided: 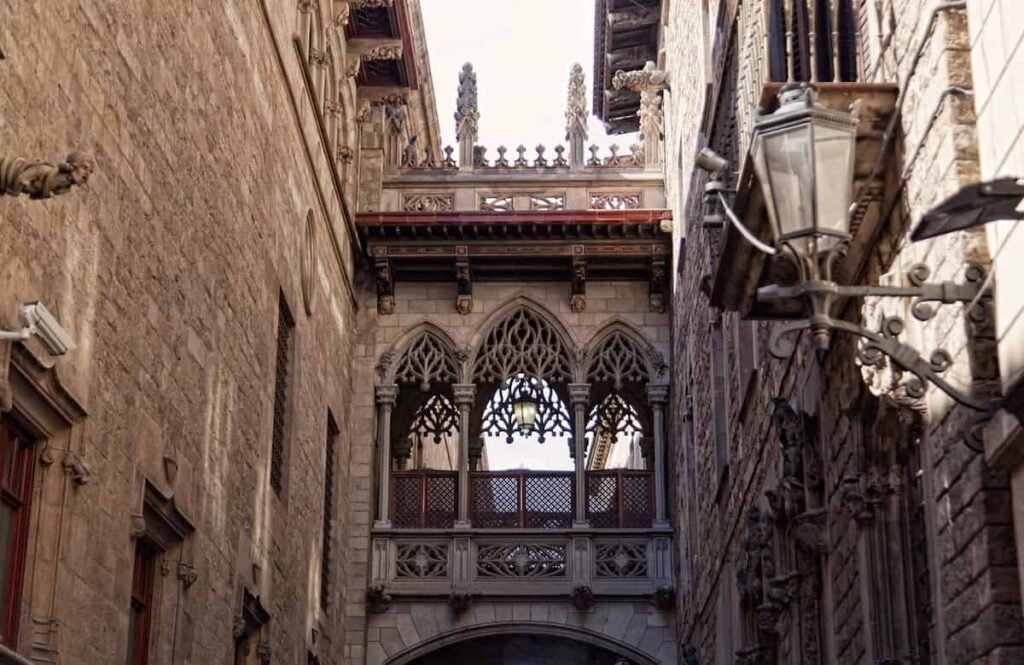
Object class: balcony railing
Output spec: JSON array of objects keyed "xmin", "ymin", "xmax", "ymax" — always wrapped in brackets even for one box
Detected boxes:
[
  {"xmin": 471, "ymin": 471, "xmax": 575, "ymax": 529},
  {"xmin": 766, "ymin": 0, "xmax": 860, "ymax": 84},
  {"xmin": 389, "ymin": 469, "xmax": 654, "ymax": 529},
  {"xmin": 391, "ymin": 470, "xmax": 458, "ymax": 528},
  {"xmin": 586, "ymin": 470, "xmax": 654, "ymax": 528}
]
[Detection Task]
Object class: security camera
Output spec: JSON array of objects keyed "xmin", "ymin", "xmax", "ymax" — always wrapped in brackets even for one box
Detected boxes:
[
  {"xmin": 696, "ymin": 147, "xmax": 729, "ymax": 176},
  {"xmin": 19, "ymin": 302, "xmax": 76, "ymax": 355}
]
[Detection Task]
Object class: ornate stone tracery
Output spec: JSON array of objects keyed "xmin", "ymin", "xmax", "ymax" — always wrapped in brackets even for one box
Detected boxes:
[
  {"xmin": 587, "ymin": 329, "xmax": 653, "ymax": 388},
  {"xmin": 472, "ymin": 307, "xmax": 574, "ymax": 384},
  {"xmin": 393, "ymin": 331, "xmax": 461, "ymax": 389}
]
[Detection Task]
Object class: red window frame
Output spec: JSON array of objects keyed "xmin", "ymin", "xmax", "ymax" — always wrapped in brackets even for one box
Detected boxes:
[
  {"xmin": 128, "ymin": 540, "xmax": 157, "ymax": 665},
  {"xmin": 0, "ymin": 417, "xmax": 36, "ymax": 647}
]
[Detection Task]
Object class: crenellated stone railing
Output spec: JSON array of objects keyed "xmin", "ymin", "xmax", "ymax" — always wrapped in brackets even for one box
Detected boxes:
[{"xmin": 401, "ymin": 142, "xmax": 650, "ymax": 174}]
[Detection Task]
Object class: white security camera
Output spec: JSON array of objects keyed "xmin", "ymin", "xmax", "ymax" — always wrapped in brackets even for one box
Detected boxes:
[
  {"xmin": 696, "ymin": 147, "xmax": 729, "ymax": 176},
  {"xmin": 16, "ymin": 302, "xmax": 76, "ymax": 355}
]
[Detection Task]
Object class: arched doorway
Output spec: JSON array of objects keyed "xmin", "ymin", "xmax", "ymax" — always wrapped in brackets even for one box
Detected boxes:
[{"xmin": 407, "ymin": 633, "xmax": 626, "ymax": 665}]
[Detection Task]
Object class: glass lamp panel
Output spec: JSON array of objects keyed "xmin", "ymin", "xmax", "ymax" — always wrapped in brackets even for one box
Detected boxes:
[
  {"xmin": 812, "ymin": 122, "xmax": 857, "ymax": 238},
  {"xmin": 762, "ymin": 124, "xmax": 815, "ymax": 241},
  {"xmin": 750, "ymin": 134, "xmax": 782, "ymax": 243}
]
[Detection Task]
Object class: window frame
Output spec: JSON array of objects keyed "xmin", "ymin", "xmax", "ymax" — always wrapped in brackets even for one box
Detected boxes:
[{"xmin": 0, "ymin": 416, "xmax": 36, "ymax": 648}]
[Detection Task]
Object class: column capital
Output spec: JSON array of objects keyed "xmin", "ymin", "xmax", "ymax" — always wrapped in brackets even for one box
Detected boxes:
[
  {"xmin": 568, "ymin": 383, "xmax": 591, "ymax": 405},
  {"xmin": 375, "ymin": 384, "xmax": 399, "ymax": 405},
  {"xmin": 452, "ymin": 383, "xmax": 476, "ymax": 406},
  {"xmin": 647, "ymin": 383, "xmax": 669, "ymax": 404}
]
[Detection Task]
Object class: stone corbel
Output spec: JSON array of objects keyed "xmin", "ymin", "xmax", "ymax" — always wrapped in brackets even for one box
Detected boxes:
[
  {"xmin": 448, "ymin": 590, "xmax": 472, "ymax": 613},
  {"xmin": 62, "ymin": 451, "xmax": 91, "ymax": 486},
  {"xmin": 652, "ymin": 585, "xmax": 676, "ymax": 611},
  {"xmin": 360, "ymin": 43, "xmax": 403, "ymax": 62},
  {"xmin": 1, "ymin": 152, "xmax": 95, "ymax": 199},
  {"xmin": 649, "ymin": 255, "xmax": 667, "ymax": 312},
  {"xmin": 611, "ymin": 61, "xmax": 670, "ymax": 93},
  {"xmin": 177, "ymin": 562, "xmax": 199, "ymax": 588},
  {"xmin": 569, "ymin": 585, "xmax": 594, "ymax": 611},
  {"xmin": 455, "ymin": 252, "xmax": 472, "ymax": 315},
  {"xmin": 375, "ymin": 256, "xmax": 395, "ymax": 315},
  {"xmin": 366, "ymin": 584, "xmax": 391, "ymax": 614},
  {"xmin": 570, "ymin": 254, "xmax": 586, "ymax": 313}
]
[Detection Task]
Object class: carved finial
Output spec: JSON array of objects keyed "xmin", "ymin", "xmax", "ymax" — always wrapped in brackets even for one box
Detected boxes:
[
  {"xmin": 495, "ymin": 145, "xmax": 509, "ymax": 167},
  {"xmin": 612, "ymin": 61, "xmax": 670, "ymax": 92},
  {"xmin": 514, "ymin": 145, "xmax": 529, "ymax": 167},
  {"xmin": 565, "ymin": 63, "xmax": 588, "ymax": 141},
  {"xmin": 553, "ymin": 145, "xmax": 568, "ymax": 167},
  {"xmin": 534, "ymin": 144, "xmax": 548, "ymax": 167},
  {"xmin": 1, "ymin": 152, "xmax": 96, "ymax": 199},
  {"xmin": 455, "ymin": 63, "xmax": 479, "ymax": 143},
  {"xmin": 443, "ymin": 145, "xmax": 457, "ymax": 168},
  {"xmin": 587, "ymin": 144, "xmax": 601, "ymax": 166}
]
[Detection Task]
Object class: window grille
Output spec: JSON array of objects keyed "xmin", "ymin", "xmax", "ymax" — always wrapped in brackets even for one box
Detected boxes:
[
  {"xmin": 321, "ymin": 413, "xmax": 339, "ymax": 610},
  {"xmin": 270, "ymin": 293, "xmax": 295, "ymax": 495}
]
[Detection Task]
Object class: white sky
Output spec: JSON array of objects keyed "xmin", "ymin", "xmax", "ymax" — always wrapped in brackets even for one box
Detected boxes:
[{"xmin": 420, "ymin": 0, "xmax": 637, "ymax": 152}]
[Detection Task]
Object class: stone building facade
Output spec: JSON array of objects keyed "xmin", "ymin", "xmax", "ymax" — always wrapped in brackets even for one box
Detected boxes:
[
  {"xmin": 644, "ymin": 0, "xmax": 1024, "ymax": 663},
  {"xmin": 0, "ymin": 1, "xmax": 440, "ymax": 663}
]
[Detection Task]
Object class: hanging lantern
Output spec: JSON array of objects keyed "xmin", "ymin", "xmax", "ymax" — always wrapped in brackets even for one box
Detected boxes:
[{"xmin": 512, "ymin": 380, "xmax": 538, "ymax": 432}]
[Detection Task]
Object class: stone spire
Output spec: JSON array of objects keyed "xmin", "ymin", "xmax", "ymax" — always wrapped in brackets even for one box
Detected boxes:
[
  {"xmin": 565, "ymin": 63, "xmax": 588, "ymax": 168},
  {"xmin": 454, "ymin": 63, "xmax": 479, "ymax": 169}
]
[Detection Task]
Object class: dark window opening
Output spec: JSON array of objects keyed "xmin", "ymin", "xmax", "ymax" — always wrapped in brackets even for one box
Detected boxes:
[
  {"xmin": 321, "ymin": 412, "xmax": 339, "ymax": 610},
  {"xmin": 127, "ymin": 540, "xmax": 158, "ymax": 665},
  {"xmin": 271, "ymin": 292, "xmax": 296, "ymax": 495}
]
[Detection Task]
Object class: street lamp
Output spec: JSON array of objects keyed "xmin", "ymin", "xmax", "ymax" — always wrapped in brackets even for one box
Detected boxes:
[
  {"xmin": 706, "ymin": 84, "xmax": 995, "ymax": 411},
  {"xmin": 749, "ymin": 85, "xmax": 859, "ymax": 260}
]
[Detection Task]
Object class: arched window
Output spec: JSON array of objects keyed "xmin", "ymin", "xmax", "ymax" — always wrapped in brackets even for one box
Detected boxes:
[
  {"xmin": 586, "ymin": 392, "xmax": 646, "ymax": 470},
  {"xmin": 470, "ymin": 307, "xmax": 575, "ymax": 471},
  {"xmin": 389, "ymin": 331, "xmax": 462, "ymax": 470}
]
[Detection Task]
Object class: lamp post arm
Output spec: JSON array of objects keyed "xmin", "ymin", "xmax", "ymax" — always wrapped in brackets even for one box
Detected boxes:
[
  {"xmin": 766, "ymin": 314, "xmax": 996, "ymax": 412},
  {"xmin": 715, "ymin": 192, "xmax": 777, "ymax": 256}
]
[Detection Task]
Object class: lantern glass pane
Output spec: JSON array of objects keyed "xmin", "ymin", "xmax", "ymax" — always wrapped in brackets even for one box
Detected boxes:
[
  {"xmin": 813, "ymin": 122, "xmax": 857, "ymax": 238},
  {"xmin": 762, "ymin": 124, "xmax": 815, "ymax": 241}
]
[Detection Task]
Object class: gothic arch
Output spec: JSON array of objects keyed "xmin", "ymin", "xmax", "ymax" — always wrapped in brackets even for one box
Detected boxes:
[
  {"xmin": 378, "ymin": 322, "xmax": 465, "ymax": 386},
  {"xmin": 583, "ymin": 320, "xmax": 664, "ymax": 386},
  {"xmin": 468, "ymin": 296, "xmax": 578, "ymax": 384},
  {"xmin": 383, "ymin": 622, "xmax": 660, "ymax": 665}
]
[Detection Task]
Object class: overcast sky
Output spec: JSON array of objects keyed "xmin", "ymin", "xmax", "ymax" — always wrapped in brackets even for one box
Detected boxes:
[{"xmin": 420, "ymin": 0, "xmax": 637, "ymax": 153}]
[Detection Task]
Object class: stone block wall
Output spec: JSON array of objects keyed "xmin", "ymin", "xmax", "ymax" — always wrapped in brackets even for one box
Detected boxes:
[{"xmin": 0, "ymin": 1, "xmax": 360, "ymax": 662}]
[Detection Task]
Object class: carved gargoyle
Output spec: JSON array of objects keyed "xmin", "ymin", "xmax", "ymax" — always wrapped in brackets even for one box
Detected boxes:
[
  {"xmin": 1, "ymin": 152, "xmax": 95, "ymax": 199},
  {"xmin": 569, "ymin": 585, "xmax": 594, "ymax": 611},
  {"xmin": 366, "ymin": 584, "xmax": 391, "ymax": 614}
]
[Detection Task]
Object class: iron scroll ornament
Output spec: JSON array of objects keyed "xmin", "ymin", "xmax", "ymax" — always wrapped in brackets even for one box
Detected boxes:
[{"xmin": 758, "ymin": 262, "xmax": 996, "ymax": 412}]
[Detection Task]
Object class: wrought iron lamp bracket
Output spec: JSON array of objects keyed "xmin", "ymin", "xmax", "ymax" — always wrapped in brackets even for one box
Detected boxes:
[{"xmin": 758, "ymin": 263, "xmax": 996, "ymax": 412}]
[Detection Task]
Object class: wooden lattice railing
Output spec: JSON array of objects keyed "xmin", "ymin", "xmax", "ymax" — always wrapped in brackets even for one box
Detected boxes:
[
  {"xmin": 471, "ymin": 471, "xmax": 575, "ymax": 529},
  {"xmin": 391, "ymin": 470, "xmax": 458, "ymax": 529},
  {"xmin": 585, "ymin": 470, "xmax": 654, "ymax": 528},
  {"xmin": 391, "ymin": 469, "xmax": 654, "ymax": 529}
]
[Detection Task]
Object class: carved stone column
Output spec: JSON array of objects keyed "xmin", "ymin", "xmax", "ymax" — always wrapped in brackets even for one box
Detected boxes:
[
  {"xmin": 374, "ymin": 384, "xmax": 398, "ymax": 529},
  {"xmin": 648, "ymin": 384, "xmax": 669, "ymax": 526},
  {"xmin": 569, "ymin": 383, "xmax": 591, "ymax": 527},
  {"xmin": 452, "ymin": 384, "xmax": 475, "ymax": 528}
]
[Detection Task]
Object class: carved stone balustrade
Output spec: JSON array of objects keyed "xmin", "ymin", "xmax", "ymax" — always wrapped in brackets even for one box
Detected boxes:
[{"xmin": 369, "ymin": 530, "xmax": 673, "ymax": 600}]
